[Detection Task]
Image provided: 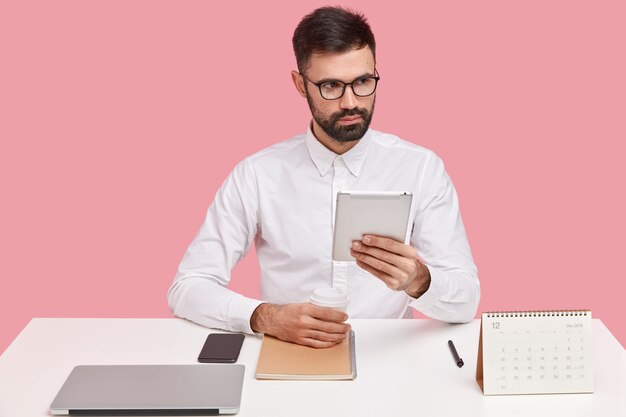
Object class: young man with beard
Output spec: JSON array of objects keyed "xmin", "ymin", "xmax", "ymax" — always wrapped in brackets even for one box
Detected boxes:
[{"xmin": 168, "ymin": 7, "xmax": 480, "ymax": 348}]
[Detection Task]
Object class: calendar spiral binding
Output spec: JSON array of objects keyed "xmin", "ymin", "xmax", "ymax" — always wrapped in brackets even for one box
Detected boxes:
[{"xmin": 484, "ymin": 310, "xmax": 591, "ymax": 318}]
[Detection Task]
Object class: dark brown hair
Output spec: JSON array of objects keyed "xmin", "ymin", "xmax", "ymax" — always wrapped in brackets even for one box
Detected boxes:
[{"xmin": 292, "ymin": 6, "xmax": 376, "ymax": 73}]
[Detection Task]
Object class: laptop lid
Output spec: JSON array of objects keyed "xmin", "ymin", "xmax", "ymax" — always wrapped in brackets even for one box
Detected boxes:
[{"xmin": 50, "ymin": 364, "xmax": 245, "ymax": 415}]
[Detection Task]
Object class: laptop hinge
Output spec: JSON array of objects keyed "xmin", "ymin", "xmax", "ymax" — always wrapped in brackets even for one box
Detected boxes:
[{"xmin": 69, "ymin": 410, "xmax": 219, "ymax": 416}]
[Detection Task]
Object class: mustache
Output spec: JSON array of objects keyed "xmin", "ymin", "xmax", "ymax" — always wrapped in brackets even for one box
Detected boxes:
[{"xmin": 330, "ymin": 108, "xmax": 369, "ymax": 123}]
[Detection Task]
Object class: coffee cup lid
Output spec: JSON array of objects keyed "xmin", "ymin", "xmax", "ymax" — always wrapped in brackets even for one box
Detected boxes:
[{"xmin": 310, "ymin": 287, "xmax": 349, "ymax": 308}]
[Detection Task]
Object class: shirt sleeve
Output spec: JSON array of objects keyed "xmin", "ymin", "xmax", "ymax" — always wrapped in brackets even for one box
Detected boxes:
[
  {"xmin": 407, "ymin": 151, "xmax": 480, "ymax": 323},
  {"xmin": 167, "ymin": 158, "xmax": 263, "ymax": 333}
]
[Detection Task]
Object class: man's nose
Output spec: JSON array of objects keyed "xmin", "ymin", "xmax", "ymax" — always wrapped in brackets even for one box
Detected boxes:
[{"xmin": 339, "ymin": 86, "xmax": 358, "ymax": 110}]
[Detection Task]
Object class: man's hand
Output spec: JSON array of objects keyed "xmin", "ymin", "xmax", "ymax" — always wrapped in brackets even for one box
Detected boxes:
[
  {"xmin": 350, "ymin": 235, "xmax": 431, "ymax": 298},
  {"xmin": 250, "ymin": 303, "xmax": 350, "ymax": 348}
]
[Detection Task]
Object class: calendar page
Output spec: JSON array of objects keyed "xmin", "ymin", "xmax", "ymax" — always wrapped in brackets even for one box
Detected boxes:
[{"xmin": 477, "ymin": 310, "xmax": 593, "ymax": 395}]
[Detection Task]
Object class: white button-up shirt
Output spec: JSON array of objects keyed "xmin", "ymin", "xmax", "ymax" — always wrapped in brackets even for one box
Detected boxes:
[{"xmin": 168, "ymin": 127, "xmax": 480, "ymax": 333}]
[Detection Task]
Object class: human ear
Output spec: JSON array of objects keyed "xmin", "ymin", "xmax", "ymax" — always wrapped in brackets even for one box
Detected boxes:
[{"xmin": 291, "ymin": 70, "xmax": 307, "ymax": 97}]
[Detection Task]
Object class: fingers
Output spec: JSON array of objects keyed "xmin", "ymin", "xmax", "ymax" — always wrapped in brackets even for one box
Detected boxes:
[
  {"xmin": 351, "ymin": 235, "xmax": 419, "ymax": 291},
  {"xmin": 269, "ymin": 303, "xmax": 351, "ymax": 349},
  {"xmin": 292, "ymin": 324, "xmax": 349, "ymax": 349},
  {"xmin": 351, "ymin": 246, "xmax": 407, "ymax": 278},
  {"xmin": 359, "ymin": 235, "xmax": 416, "ymax": 259},
  {"xmin": 297, "ymin": 316, "xmax": 350, "ymax": 348},
  {"xmin": 355, "ymin": 258, "xmax": 404, "ymax": 290},
  {"xmin": 306, "ymin": 303, "xmax": 348, "ymax": 323},
  {"xmin": 300, "ymin": 338, "xmax": 344, "ymax": 349},
  {"xmin": 350, "ymin": 242, "xmax": 412, "ymax": 284},
  {"xmin": 352, "ymin": 241, "xmax": 406, "ymax": 267},
  {"xmin": 303, "ymin": 328, "xmax": 349, "ymax": 343},
  {"xmin": 303, "ymin": 304, "xmax": 351, "ymax": 334}
]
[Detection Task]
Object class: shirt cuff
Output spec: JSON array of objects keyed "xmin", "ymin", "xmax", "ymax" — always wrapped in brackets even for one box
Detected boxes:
[
  {"xmin": 226, "ymin": 294, "xmax": 265, "ymax": 334},
  {"xmin": 408, "ymin": 266, "xmax": 447, "ymax": 312}
]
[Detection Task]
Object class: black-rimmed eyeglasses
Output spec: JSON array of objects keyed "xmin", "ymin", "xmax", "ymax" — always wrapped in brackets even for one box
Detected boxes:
[{"xmin": 300, "ymin": 70, "xmax": 380, "ymax": 100}]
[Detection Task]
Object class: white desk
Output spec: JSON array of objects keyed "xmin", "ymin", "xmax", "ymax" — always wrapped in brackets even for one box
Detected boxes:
[{"xmin": 0, "ymin": 318, "xmax": 623, "ymax": 416}]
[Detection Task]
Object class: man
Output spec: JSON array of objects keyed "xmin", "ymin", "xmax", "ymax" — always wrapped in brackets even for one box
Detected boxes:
[{"xmin": 168, "ymin": 6, "xmax": 479, "ymax": 348}]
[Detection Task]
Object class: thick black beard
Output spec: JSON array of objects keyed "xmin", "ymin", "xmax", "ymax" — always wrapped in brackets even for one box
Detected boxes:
[{"xmin": 306, "ymin": 92, "xmax": 375, "ymax": 143}]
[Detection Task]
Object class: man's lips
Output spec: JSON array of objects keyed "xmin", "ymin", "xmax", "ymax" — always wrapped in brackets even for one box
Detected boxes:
[{"xmin": 337, "ymin": 115, "xmax": 362, "ymax": 125}]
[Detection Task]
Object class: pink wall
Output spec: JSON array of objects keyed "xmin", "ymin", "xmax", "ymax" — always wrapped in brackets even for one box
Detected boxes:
[{"xmin": 1, "ymin": 1, "xmax": 624, "ymax": 354}]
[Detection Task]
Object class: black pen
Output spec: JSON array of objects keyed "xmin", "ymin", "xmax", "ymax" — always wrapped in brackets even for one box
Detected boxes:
[{"xmin": 448, "ymin": 340, "xmax": 464, "ymax": 367}]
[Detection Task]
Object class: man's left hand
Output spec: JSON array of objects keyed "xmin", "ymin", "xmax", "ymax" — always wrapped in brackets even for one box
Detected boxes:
[{"xmin": 350, "ymin": 235, "xmax": 431, "ymax": 299}]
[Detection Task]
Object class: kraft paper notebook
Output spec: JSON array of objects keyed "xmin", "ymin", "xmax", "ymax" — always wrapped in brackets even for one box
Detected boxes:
[
  {"xmin": 255, "ymin": 331, "xmax": 356, "ymax": 380},
  {"xmin": 476, "ymin": 310, "xmax": 593, "ymax": 396}
]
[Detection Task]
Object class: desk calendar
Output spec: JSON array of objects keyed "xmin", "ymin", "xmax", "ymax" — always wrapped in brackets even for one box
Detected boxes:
[{"xmin": 476, "ymin": 310, "xmax": 593, "ymax": 395}]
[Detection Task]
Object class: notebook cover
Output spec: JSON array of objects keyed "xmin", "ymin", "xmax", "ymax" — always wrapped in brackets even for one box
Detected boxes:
[{"xmin": 255, "ymin": 331, "xmax": 356, "ymax": 380}]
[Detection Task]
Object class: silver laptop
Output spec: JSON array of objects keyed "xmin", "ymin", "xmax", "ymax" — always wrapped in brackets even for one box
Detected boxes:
[{"xmin": 50, "ymin": 364, "xmax": 245, "ymax": 415}]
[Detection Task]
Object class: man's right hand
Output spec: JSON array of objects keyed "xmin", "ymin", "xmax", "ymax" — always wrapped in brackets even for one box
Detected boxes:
[{"xmin": 250, "ymin": 303, "xmax": 350, "ymax": 348}]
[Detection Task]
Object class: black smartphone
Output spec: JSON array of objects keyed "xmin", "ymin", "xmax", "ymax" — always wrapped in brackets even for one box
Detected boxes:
[{"xmin": 197, "ymin": 333, "xmax": 245, "ymax": 363}]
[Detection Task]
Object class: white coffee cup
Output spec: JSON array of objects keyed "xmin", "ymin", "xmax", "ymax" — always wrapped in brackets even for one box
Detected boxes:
[{"xmin": 309, "ymin": 287, "xmax": 350, "ymax": 312}]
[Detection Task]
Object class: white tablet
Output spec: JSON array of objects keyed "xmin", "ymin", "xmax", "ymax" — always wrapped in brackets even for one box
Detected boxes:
[{"xmin": 332, "ymin": 191, "xmax": 413, "ymax": 261}]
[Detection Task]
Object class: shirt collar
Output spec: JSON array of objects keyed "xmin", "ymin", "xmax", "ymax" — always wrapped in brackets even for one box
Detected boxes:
[{"xmin": 305, "ymin": 124, "xmax": 371, "ymax": 177}]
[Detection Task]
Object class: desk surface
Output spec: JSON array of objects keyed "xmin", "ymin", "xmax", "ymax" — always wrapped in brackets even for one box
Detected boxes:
[{"xmin": 0, "ymin": 318, "xmax": 623, "ymax": 417}]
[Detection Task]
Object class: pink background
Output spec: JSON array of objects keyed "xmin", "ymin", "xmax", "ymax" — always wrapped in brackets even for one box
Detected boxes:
[{"xmin": 1, "ymin": 1, "xmax": 624, "ymax": 354}]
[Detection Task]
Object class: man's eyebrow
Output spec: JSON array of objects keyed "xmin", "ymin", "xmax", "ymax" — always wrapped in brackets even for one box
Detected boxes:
[{"xmin": 315, "ymin": 72, "xmax": 376, "ymax": 84}]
